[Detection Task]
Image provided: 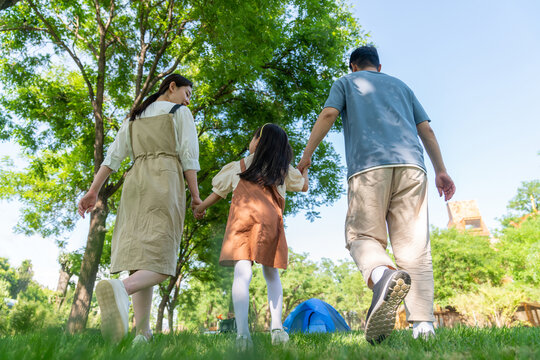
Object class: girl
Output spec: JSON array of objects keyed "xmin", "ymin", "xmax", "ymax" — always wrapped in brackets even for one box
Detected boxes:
[
  {"xmin": 78, "ymin": 74, "xmax": 201, "ymax": 344},
  {"xmin": 194, "ymin": 123, "xmax": 308, "ymax": 350}
]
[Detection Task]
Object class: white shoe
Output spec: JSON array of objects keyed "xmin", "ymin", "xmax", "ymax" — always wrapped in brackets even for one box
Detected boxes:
[
  {"xmin": 235, "ymin": 335, "xmax": 253, "ymax": 351},
  {"xmin": 95, "ymin": 279, "xmax": 130, "ymax": 342},
  {"xmin": 271, "ymin": 328, "xmax": 289, "ymax": 345},
  {"xmin": 412, "ymin": 321, "xmax": 435, "ymax": 339},
  {"xmin": 132, "ymin": 334, "xmax": 150, "ymax": 346}
]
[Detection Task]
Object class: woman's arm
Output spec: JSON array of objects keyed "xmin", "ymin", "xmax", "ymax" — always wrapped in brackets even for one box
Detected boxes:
[
  {"xmin": 184, "ymin": 169, "xmax": 202, "ymax": 211},
  {"xmin": 78, "ymin": 165, "xmax": 113, "ymax": 218}
]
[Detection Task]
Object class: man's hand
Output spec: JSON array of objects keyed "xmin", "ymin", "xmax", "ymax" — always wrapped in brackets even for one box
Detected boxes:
[
  {"xmin": 78, "ymin": 190, "xmax": 98, "ymax": 218},
  {"xmin": 435, "ymin": 172, "xmax": 456, "ymax": 201},
  {"xmin": 297, "ymin": 155, "xmax": 311, "ymax": 173},
  {"xmin": 191, "ymin": 197, "xmax": 202, "ymax": 212}
]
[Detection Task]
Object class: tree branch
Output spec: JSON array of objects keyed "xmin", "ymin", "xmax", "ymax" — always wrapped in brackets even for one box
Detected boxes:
[{"xmin": 26, "ymin": 0, "xmax": 95, "ymax": 103}]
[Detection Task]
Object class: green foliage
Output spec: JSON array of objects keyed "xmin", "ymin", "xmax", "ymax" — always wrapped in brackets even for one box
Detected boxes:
[
  {"xmin": 0, "ymin": 0, "xmax": 363, "ymax": 238},
  {"xmin": 506, "ymin": 180, "xmax": 539, "ymax": 215},
  {"xmin": 431, "ymin": 228, "xmax": 504, "ymax": 304},
  {"xmin": 497, "ymin": 214, "xmax": 540, "ymax": 286},
  {"xmin": 450, "ymin": 283, "xmax": 540, "ymax": 327}
]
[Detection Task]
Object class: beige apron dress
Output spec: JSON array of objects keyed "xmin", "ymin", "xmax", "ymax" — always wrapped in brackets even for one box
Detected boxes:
[
  {"xmin": 110, "ymin": 104, "xmax": 186, "ymax": 276},
  {"xmin": 219, "ymin": 158, "xmax": 288, "ymax": 269}
]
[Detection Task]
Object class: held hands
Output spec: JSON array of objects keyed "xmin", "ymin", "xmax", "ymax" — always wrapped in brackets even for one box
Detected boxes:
[
  {"xmin": 193, "ymin": 204, "xmax": 206, "ymax": 220},
  {"xmin": 78, "ymin": 190, "xmax": 98, "ymax": 218},
  {"xmin": 297, "ymin": 155, "xmax": 311, "ymax": 173},
  {"xmin": 435, "ymin": 172, "xmax": 456, "ymax": 201}
]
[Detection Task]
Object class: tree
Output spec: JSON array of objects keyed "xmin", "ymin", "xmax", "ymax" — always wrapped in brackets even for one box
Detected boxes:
[
  {"xmin": 0, "ymin": 0, "xmax": 364, "ymax": 332},
  {"xmin": 431, "ymin": 228, "xmax": 504, "ymax": 304}
]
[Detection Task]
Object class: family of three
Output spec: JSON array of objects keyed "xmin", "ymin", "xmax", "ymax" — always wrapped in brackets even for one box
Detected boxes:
[{"xmin": 78, "ymin": 46, "xmax": 455, "ymax": 348}]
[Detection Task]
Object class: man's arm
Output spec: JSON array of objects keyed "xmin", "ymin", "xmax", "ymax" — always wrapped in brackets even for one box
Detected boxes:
[
  {"xmin": 297, "ymin": 107, "xmax": 340, "ymax": 172},
  {"xmin": 416, "ymin": 121, "xmax": 456, "ymax": 201}
]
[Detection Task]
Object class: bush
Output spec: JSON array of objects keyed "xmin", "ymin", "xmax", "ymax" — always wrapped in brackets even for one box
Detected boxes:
[
  {"xmin": 450, "ymin": 283, "xmax": 540, "ymax": 327},
  {"xmin": 431, "ymin": 228, "xmax": 505, "ymax": 304}
]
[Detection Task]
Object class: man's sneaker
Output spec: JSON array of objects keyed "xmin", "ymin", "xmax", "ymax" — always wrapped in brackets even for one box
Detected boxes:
[
  {"xmin": 271, "ymin": 328, "xmax": 289, "ymax": 345},
  {"xmin": 413, "ymin": 321, "xmax": 435, "ymax": 339},
  {"xmin": 235, "ymin": 335, "xmax": 253, "ymax": 351},
  {"xmin": 365, "ymin": 269, "xmax": 411, "ymax": 344},
  {"xmin": 95, "ymin": 279, "xmax": 130, "ymax": 342}
]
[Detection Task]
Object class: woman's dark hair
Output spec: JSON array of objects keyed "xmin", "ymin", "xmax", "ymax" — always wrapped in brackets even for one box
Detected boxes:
[
  {"xmin": 349, "ymin": 45, "xmax": 380, "ymax": 71},
  {"xmin": 239, "ymin": 123, "xmax": 293, "ymax": 186},
  {"xmin": 130, "ymin": 73, "xmax": 193, "ymax": 121}
]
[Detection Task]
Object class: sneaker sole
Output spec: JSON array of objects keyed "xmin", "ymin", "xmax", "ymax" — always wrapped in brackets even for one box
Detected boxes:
[
  {"xmin": 365, "ymin": 271, "xmax": 411, "ymax": 344},
  {"xmin": 95, "ymin": 281, "xmax": 127, "ymax": 342}
]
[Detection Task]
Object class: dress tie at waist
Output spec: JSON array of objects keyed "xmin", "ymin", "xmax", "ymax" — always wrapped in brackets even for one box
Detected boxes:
[{"xmin": 134, "ymin": 151, "xmax": 178, "ymax": 161}]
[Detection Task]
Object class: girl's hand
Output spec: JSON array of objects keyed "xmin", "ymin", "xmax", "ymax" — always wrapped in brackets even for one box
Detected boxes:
[{"xmin": 78, "ymin": 190, "xmax": 98, "ymax": 218}]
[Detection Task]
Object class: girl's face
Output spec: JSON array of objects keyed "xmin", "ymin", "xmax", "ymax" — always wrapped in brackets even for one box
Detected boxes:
[
  {"xmin": 249, "ymin": 135, "xmax": 260, "ymax": 154},
  {"xmin": 168, "ymin": 83, "xmax": 192, "ymax": 106}
]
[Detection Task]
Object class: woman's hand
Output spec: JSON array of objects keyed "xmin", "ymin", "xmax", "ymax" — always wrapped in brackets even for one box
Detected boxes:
[{"xmin": 78, "ymin": 190, "xmax": 98, "ymax": 218}]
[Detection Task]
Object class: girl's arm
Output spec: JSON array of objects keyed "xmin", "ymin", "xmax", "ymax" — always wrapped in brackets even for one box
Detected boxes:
[
  {"xmin": 301, "ymin": 167, "xmax": 309, "ymax": 192},
  {"xmin": 78, "ymin": 165, "xmax": 113, "ymax": 218},
  {"xmin": 194, "ymin": 193, "xmax": 223, "ymax": 219}
]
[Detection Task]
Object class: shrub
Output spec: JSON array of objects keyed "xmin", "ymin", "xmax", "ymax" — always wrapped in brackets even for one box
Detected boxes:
[{"xmin": 450, "ymin": 283, "xmax": 540, "ymax": 327}]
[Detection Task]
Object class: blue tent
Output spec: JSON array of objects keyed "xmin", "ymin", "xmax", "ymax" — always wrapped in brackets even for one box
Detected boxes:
[{"xmin": 283, "ymin": 298, "xmax": 351, "ymax": 333}]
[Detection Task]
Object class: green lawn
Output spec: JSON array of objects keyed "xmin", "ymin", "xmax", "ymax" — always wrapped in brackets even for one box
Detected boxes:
[{"xmin": 0, "ymin": 327, "xmax": 539, "ymax": 360}]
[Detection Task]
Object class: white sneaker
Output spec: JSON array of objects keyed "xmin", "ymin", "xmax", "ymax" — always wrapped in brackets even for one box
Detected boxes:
[
  {"xmin": 235, "ymin": 335, "xmax": 253, "ymax": 351},
  {"xmin": 271, "ymin": 329, "xmax": 289, "ymax": 345},
  {"xmin": 95, "ymin": 279, "xmax": 130, "ymax": 342},
  {"xmin": 412, "ymin": 321, "xmax": 435, "ymax": 339},
  {"xmin": 132, "ymin": 334, "xmax": 150, "ymax": 346}
]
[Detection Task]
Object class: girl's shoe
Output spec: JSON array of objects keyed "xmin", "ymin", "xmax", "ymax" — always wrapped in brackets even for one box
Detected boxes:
[
  {"xmin": 132, "ymin": 334, "xmax": 150, "ymax": 346},
  {"xmin": 235, "ymin": 335, "xmax": 253, "ymax": 351},
  {"xmin": 95, "ymin": 279, "xmax": 130, "ymax": 342},
  {"xmin": 271, "ymin": 329, "xmax": 289, "ymax": 345}
]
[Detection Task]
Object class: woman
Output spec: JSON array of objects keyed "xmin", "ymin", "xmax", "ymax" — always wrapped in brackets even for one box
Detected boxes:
[{"xmin": 78, "ymin": 74, "xmax": 200, "ymax": 343}]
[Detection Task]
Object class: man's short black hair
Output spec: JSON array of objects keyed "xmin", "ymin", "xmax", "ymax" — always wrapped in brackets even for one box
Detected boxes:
[{"xmin": 349, "ymin": 46, "xmax": 380, "ymax": 70}]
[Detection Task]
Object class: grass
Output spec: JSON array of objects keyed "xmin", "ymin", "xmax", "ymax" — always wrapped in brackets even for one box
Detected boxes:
[{"xmin": 0, "ymin": 327, "xmax": 539, "ymax": 360}]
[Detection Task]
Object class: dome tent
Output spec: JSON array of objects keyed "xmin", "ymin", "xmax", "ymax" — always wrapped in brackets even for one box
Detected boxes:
[{"xmin": 283, "ymin": 298, "xmax": 351, "ymax": 333}]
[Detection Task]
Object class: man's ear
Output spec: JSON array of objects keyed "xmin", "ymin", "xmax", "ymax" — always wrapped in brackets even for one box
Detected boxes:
[{"xmin": 377, "ymin": 64, "xmax": 382, "ymax": 72}]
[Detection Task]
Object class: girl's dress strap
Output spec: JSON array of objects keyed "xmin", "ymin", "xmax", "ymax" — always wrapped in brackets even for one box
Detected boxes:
[
  {"xmin": 240, "ymin": 158, "xmax": 246, "ymax": 172},
  {"xmin": 169, "ymin": 104, "xmax": 183, "ymax": 114}
]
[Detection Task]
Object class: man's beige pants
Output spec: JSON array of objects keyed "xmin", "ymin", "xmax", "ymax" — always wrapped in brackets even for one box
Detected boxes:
[{"xmin": 346, "ymin": 166, "xmax": 435, "ymax": 322}]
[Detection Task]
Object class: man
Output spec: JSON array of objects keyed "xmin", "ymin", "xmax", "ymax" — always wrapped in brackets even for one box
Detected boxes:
[{"xmin": 298, "ymin": 46, "xmax": 455, "ymax": 343}]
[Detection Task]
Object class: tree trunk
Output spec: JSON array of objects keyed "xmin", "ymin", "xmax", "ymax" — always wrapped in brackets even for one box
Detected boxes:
[
  {"xmin": 155, "ymin": 277, "xmax": 176, "ymax": 333},
  {"xmin": 66, "ymin": 196, "xmax": 109, "ymax": 333},
  {"xmin": 167, "ymin": 279, "xmax": 181, "ymax": 333},
  {"xmin": 56, "ymin": 265, "xmax": 72, "ymax": 308}
]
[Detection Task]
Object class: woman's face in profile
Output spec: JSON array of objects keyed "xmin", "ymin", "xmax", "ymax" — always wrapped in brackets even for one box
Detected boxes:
[{"xmin": 169, "ymin": 84, "xmax": 192, "ymax": 106}]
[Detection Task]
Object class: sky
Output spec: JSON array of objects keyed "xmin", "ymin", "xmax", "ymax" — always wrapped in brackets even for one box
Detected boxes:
[{"xmin": 1, "ymin": 0, "xmax": 539, "ymax": 289}]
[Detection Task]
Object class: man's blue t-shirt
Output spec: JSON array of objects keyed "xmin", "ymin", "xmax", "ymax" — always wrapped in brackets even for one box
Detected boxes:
[{"xmin": 324, "ymin": 71, "xmax": 430, "ymax": 179}]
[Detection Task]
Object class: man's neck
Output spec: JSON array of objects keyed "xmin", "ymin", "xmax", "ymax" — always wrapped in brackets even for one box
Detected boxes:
[{"xmin": 356, "ymin": 66, "xmax": 378, "ymax": 72}]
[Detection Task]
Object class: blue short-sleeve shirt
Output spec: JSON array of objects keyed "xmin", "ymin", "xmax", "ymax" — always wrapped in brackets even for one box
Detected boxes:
[{"xmin": 324, "ymin": 71, "xmax": 430, "ymax": 179}]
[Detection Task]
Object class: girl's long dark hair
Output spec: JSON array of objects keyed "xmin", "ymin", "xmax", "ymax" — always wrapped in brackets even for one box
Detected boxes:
[
  {"xmin": 130, "ymin": 73, "xmax": 193, "ymax": 121},
  {"xmin": 239, "ymin": 123, "xmax": 293, "ymax": 186}
]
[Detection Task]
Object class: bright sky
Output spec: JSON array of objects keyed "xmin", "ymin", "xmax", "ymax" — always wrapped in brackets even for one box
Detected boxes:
[{"xmin": 1, "ymin": 0, "xmax": 539, "ymax": 289}]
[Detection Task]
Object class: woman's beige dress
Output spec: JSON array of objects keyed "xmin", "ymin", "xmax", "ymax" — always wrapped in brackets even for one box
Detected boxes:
[{"xmin": 110, "ymin": 105, "xmax": 186, "ymax": 276}]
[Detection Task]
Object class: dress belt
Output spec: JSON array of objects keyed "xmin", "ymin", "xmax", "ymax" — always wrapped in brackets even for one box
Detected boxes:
[{"xmin": 134, "ymin": 151, "xmax": 178, "ymax": 161}]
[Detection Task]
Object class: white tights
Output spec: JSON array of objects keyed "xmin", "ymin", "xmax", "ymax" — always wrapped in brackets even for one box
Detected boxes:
[{"xmin": 232, "ymin": 260, "xmax": 284, "ymax": 337}]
